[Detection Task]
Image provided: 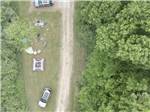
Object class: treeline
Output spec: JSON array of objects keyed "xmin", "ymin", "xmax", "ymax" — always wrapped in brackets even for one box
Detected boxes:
[
  {"xmin": 1, "ymin": 1, "xmax": 35, "ymax": 111},
  {"xmin": 76, "ymin": 1, "xmax": 150, "ymax": 112}
]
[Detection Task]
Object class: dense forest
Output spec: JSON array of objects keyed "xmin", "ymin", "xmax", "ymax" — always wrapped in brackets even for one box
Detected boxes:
[
  {"xmin": 76, "ymin": 1, "xmax": 150, "ymax": 112},
  {"xmin": 1, "ymin": 1, "xmax": 35, "ymax": 111}
]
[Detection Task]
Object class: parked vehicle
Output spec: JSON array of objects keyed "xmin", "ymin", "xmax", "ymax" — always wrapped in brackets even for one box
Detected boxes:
[
  {"xmin": 33, "ymin": 0, "xmax": 53, "ymax": 8},
  {"xmin": 38, "ymin": 88, "xmax": 51, "ymax": 108}
]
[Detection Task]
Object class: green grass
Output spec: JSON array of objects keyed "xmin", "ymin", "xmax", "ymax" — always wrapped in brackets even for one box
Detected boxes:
[
  {"xmin": 68, "ymin": 37, "xmax": 86, "ymax": 112},
  {"xmin": 67, "ymin": 2, "xmax": 86, "ymax": 111},
  {"xmin": 17, "ymin": 54, "xmax": 29, "ymax": 110},
  {"xmin": 17, "ymin": 2, "xmax": 61, "ymax": 112}
]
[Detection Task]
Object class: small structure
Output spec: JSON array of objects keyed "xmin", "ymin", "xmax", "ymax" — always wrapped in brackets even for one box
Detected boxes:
[
  {"xmin": 25, "ymin": 47, "xmax": 34, "ymax": 54},
  {"xmin": 33, "ymin": 58, "xmax": 44, "ymax": 71},
  {"xmin": 33, "ymin": 0, "xmax": 53, "ymax": 8},
  {"xmin": 34, "ymin": 20, "xmax": 45, "ymax": 28}
]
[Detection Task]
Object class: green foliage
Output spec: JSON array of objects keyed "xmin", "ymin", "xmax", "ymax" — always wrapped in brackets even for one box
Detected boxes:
[
  {"xmin": 79, "ymin": 49, "xmax": 150, "ymax": 112},
  {"xmin": 77, "ymin": 1, "xmax": 150, "ymax": 69},
  {"xmin": 1, "ymin": 1, "xmax": 30, "ymax": 111},
  {"xmin": 74, "ymin": 2, "xmax": 96, "ymax": 55},
  {"xmin": 4, "ymin": 19, "xmax": 37, "ymax": 50},
  {"xmin": 80, "ymin": 1, "xmax": 126, "ymax": 27},
  {"xmin": 1, "ymin": 1, "xmax": 18, "ymax": 27},
  {"xmin": 77, "ymin": 1, "xmax": 150, "ymax": 112},
  {"xmin": 1, "ymin": 37, "xmax": 29, "ymax": 112},
  {"xmin": 96, "ymin": 1, "xmax": 150, "ymax": 69}
]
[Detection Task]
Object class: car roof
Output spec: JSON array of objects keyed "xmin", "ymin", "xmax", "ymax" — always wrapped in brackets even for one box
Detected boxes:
[{"xmin": 42, "ymin": 90, "xmax": 51, "ymax": 100}]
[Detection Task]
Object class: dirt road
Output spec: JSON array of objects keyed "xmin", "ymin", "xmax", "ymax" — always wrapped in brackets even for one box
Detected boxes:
[{"xmin": 55, "ymin": 0, "xmax": 74, "ymax": 112}]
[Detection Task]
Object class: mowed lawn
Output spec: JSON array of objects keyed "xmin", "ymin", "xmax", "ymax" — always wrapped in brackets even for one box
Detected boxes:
[{"xmin": 18, "ymin": 2, "xmax": 61, "ymax": 112}]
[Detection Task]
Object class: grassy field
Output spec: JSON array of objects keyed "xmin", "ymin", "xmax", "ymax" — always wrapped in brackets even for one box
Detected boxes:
[
  {"xmin": 18, "ymin": 2, "xmax": 61, "ymax": 112},
  {"xmin": 67, "ymin": 2, "xmax": 86, "ymax": 111},
  {"xmin": 67, "ymin": 37, "xmax": 86, "ymax": 112}
]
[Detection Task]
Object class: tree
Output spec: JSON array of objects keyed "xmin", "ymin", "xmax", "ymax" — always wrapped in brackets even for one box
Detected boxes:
[
  {"xmin": 1, "ymin": 1, "xmax": 18, "ymax": 27},
  {"xmin": 79, "ymin": 49, "xmax": 150, "ymax": 112},
  {"xmin": 96, "ymin": 2, "xmax": 150, "ymax": 69},
  {"xmin": 1, "ymin": 1, "xmax": 33, "ymax": 111},
  {"xmin": 4, "ymin": 19, "xmax": 37, "ymax": 50},
  {"xmin": 77, "ymin": 1, "xmax": 150, "ymax": 112}
]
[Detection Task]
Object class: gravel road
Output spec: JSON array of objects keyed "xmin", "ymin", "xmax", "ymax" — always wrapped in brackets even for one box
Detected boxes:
[{"xmin": 55, "ymin": 0, "xmax": 74, "ymax": 112}]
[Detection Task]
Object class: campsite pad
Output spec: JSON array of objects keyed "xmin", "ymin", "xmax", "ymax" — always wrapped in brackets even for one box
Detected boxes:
[
  {"xmin": 23, "ymin": 10, "xmax": 61, "ymax": 112},
  {"xmin": 31, "ymin": 35, "xmax": 47, "ymax": 52},
  {"xmin": 31, "ymin": 17, "xmax": 49, "ymax": 52}
]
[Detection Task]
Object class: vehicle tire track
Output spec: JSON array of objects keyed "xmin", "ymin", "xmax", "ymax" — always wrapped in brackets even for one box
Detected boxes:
[{"xmin": 55, "ymin": 0, "xmax": 74, "ymax": 112}]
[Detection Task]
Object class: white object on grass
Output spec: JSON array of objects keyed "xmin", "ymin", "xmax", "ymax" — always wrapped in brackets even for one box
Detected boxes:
[
  {"xmin": 37, "ymin": 50, "xmax": 41, "ymax": 54},
  {"xmin": 35, "ymin": 20, "xmax": 45, "ymax": 27},
  {"xmin": 25, "ymin": 47, "xmax": 34, "ymax": 54},
  {"xmin": 33, "ymin": 51, "xmax": 37, "ymax": 55},
  {"xmin": 33, "ymin": 58, "xmax": 44, "ymax": 71}
]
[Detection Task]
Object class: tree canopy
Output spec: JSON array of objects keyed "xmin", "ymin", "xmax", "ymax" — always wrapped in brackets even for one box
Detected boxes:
[
  {"xmin": 76, "ymin": 1, "xmax": 150, "ymax": 112},
  {"xmin": 96, "ymin": 2, "xmax": 150, "ymax": 69},
  {"xmin": 4, "ymin": 19, "xmax": 37, "ymax": 50},
  {"xmin": 1, "ymin": 1, "xmax": 36, "ymax": 111}
]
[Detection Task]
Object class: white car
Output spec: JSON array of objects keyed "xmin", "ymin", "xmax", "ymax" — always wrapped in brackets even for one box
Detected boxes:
[
  {"xmin": 33, "ymin": 0, "xmax": 53, "ymax": 8},
  {"xmin": 38, "ymin": 88, "xmax": 51, "ymax": 108}
]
